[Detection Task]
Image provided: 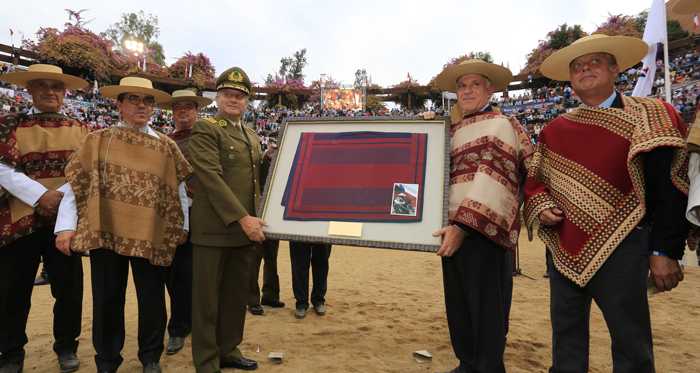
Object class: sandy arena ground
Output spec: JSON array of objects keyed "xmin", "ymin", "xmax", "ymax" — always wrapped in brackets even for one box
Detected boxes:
[{"xmin": 22, "ymin": 233, "xmax": 700, "ymax": 372}]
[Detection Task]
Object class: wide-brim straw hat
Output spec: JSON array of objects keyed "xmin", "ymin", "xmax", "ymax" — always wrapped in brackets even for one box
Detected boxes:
[
  {"xmin": 540, "ymin": 34, "xmax": 649, "ymax": 81},
  {"xmin": 436, "ymin": 60, "xmax": 512, "ymax": 122},
  {"xmin": 100, "ymin": 77, "xmax": 171, "ymax": 103},
  {"xmin": 673, "ymin": 0, "xmax": 700, "ymax": 14},
  {"xmin": 436, "ymin": 60, "xmax": 513, "ymax": 93},
  {"xmin": 157, "ymin": 90, "xmax": 213, "ymax": 110},
  {"xmin": 1, "ymin": 64, "xmax": 88, "ymax": 90}
]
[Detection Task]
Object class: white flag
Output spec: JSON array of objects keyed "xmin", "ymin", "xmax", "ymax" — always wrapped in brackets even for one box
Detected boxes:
[
  {"xmin": 189, "ymin": 64, "xmax": 193, "ymax": 77},
  {"xmin": 632, "ymin": 0, "xmax": 666, "ymax": 97}
]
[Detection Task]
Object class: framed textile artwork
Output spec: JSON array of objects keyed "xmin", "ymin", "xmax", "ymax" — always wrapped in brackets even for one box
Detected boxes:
[{"xmin": 258, "ymin": 116, "xmax": 451, "ymax": 252}]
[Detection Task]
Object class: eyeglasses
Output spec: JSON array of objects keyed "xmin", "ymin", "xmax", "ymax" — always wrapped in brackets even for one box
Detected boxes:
[{"xmin": 125, "ymin": 95, "xmax": 155, "ymax": 107}]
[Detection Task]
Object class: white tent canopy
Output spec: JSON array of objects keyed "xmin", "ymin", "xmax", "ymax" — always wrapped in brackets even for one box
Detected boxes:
[{"xmin": 442, "ymin": 91, "xmax": 457, "ymax": 112}]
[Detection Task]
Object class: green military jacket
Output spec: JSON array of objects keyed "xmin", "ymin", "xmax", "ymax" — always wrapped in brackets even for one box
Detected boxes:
[{"xmin": 189, "ymin": 112, "xmax": 270, "ymax": 247}]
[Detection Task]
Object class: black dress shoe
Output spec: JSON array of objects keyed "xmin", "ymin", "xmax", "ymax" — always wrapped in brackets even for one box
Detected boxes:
[
  {"xmin": 248, "ymin": 305, "xmax": 264, "ymax": 315},
  {"xmin": 97, "ymin": 371, "xmax": 117, "ymax": 373},
  {"xmin": 434, "ymin": 367, "xmax": 466, "ymax": 373},
  {"xmin": 166, "ymin": 336, "xmax": 185, "ymax": 355},
  {"xmin": 58, "ymin": 352, "xmax": 80, "ymax": 372},
  {"xmin": 220, "ymin": 357, "xmax": 258, "ymax": 370},
  {"xmin": 143, "ymin": 361, "xmax": 161, "ymax": 373},
  {"xmin": 261, "ymin": 298, "xmax": 285, "ymax": 308},
  {"xmin": 0, "ymin": 362, "xmax": 23, "ymax": 373}
]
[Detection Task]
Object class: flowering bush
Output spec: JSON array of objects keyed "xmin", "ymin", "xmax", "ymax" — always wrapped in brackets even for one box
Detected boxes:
[
  {"xmin": 522, "ymin": 24, "xmax": 588, "ymax": 75},
  {"xmin": 262, "ymin": 76, "xmax": 310, "ymax": 110},
  {"xmin": 443, "ymin": 55, "xmax": 473, "ymax": 70},
  {"xmin": 169, "ymin": 52, "xmax": 216, "ymax": 91},
  {"xmin": 27, "ymin": 25, "xmax": 117, "ymax": 82},
  {"xmin": 388, "ymin": 79, "xmax": 428, "ymax": 109},
  {"xmin": 593, "ymin": 13, "xmax": 643, "ymax": 38}
]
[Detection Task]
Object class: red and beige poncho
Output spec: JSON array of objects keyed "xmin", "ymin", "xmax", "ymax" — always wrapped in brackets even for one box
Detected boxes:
[{"xmin": 449, "ymin": 109, "xmax": 534, "ymax": 252}]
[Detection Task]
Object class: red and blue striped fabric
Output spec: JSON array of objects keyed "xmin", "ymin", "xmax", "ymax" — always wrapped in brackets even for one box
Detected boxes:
[{"xmin": 282, "ymin": 131, "xmax": 427, "ymax": 222}]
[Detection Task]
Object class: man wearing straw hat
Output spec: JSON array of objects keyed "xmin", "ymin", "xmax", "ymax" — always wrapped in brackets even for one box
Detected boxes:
[
  {"xmin": 54, "ymin": 77, "xmax": 192, "ymax": 373},
  {"xmin": 524, "ymin": 34, "xmax": 697, "ymax": 372},
  {"xmin": 422, "ymin": 60, "xmax": 534, "ymax": 373},
  {"xmin": 189, "ymin": 66, "xmax": 270, "ymax": 373},
  {"xmin": 671, "ymin": 0, "xmax": 700, "ymax": 233},
  {"xmin": 0, "ymin": 64, "xmax": 90, "ymax": 373},
  {"xmin": 155, "ymin": 90, "xmax": 212, "ymax": 356}
]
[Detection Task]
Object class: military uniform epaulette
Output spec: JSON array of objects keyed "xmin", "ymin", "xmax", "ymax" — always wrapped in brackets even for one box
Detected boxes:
[{"xmin": 203, "ymin": 117, "xmax": 217, "ymax": 124}]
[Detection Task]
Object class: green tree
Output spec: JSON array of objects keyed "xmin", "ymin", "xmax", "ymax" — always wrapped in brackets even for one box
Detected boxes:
[
  {"xmin": 467, "ymin": 51, "xmax": 494, "ymax": 63},
  {"xmin": 667, "ymin": 19, "xmax": 689, "ymax": 41},
  {"xmin": 101, "ymin": 11, "xmax": 166, "ymax": 65},
  {"xmin": 631, "ymin": 10, "xmax": 688, "ymax": 42},
  {"xmin": 365, "ymin": 94, "xmax": 386, "ymax": 112},
  {"xmin": 632, "ymin": 9, "xmax": 648, "ymax": 34},
  {"xmin": 266, "ymin": 48, "xmax": 309, "ymax": 84}
]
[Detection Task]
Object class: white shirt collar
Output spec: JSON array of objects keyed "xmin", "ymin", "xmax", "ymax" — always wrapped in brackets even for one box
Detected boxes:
[
  {"xmin": 117, "ymin": 121, "xmax": 159, "ymax": 138},
  {"xmin": 28, "ymin": 107, "xmax": 67, "ymax": 116}
]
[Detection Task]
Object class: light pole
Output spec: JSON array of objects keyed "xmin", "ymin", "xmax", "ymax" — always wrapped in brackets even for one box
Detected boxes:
[
  {"xmin": 125, "ymin": 40, "xmax": 145, "ymax": 71},
  {"xmin": 320, "ymin": 73, "xmax": 327, "ymax": 111}
]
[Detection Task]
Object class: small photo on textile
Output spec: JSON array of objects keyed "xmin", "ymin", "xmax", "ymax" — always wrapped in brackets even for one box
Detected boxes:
[{"xmin": 391, "ymin": 183, "xmax": 418, "ymax": 216}]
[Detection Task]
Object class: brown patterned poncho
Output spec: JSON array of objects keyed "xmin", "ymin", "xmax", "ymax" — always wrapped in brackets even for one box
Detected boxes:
[{"xmin": 65, "ymin": 126, "xmax": 193, "ymax": 266}]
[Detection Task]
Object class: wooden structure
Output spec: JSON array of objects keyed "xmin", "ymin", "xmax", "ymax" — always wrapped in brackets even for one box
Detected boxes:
[{"xmin": 4, "ymin": 31, "xmax": 700, "ymax": 105}]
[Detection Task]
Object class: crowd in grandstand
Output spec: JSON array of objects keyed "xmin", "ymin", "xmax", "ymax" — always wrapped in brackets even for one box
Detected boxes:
[{"xmin": 3, "ymin": 52, "xmax": 700, "ymax": 145}]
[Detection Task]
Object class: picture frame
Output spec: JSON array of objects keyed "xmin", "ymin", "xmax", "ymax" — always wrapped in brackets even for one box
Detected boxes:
[{"xmin": 258, "ymin": 116, "xmax": 451, "ymax": 252}]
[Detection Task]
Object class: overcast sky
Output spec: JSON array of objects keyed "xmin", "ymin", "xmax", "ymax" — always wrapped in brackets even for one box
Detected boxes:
[{"xmin": 3, "ymin": 0, "xmax": 653, "ymax": 89}]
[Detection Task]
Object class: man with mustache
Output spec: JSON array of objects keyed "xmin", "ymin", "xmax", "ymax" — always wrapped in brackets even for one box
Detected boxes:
[
  {"xmin": 156, "ymin": 90, "xmax": 212, "ymax": 356},
  {"xmin": 54, "ymin": 77, "xmax": 192, "ymax": 373},
  {"xmin": 0, "ymin": 64, "xmax": 90, "ymax": 373},
  {"xmin": 189, "ymin": 67, "xmax": 271, "ymax": 373},
  {"xmin": 524, "ymin": 35, "xmax": 697, "ymax": 372}
]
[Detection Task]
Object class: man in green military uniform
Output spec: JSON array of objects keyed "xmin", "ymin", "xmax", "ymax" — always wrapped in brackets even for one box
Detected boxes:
[{"xmin": 189, "ymin": 67, "xmax": 271, "ymax": 373}]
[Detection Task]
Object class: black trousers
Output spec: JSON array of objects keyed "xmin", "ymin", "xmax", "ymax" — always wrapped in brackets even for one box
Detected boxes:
[
  {"xmin": 549, "ymin": 226, "xmax": 654, "ymax": 373},
  {"xmin": 503, "ymin": 250, "xmax": 514, "ymax": 338},
  {"xmin": 165, "ymin": 233, "xmax": 193, "ymax": 338},
  {"xmin": 90, "ymin": 249, "xmax": 166, "ymax": 371},
  {"xmin": 442, "ymin": 231, "xmax": 507, "ymax": 373},
  {"xmin": 289, "ymin": 242, "xmax": 331, "ymax": 310},
  {"xmin": 0, "ymin": 225, "xmax": 83, "ymax": 366},
  {"xmin": 248, "ymin": 239, "xmax": 281, "ymax": 305}
]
